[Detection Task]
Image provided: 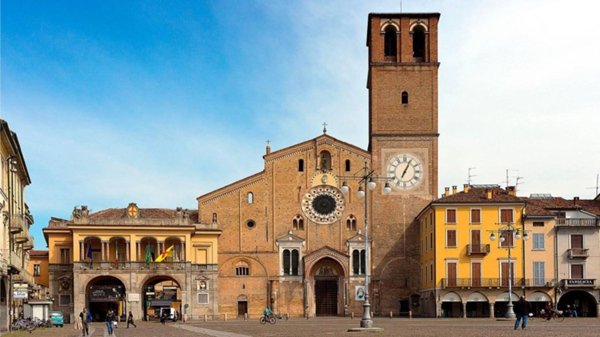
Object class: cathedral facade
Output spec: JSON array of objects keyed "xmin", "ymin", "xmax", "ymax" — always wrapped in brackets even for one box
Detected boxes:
[{"xmin": 198, "ymin": 12, "xmax": 440, "ymax": 317}]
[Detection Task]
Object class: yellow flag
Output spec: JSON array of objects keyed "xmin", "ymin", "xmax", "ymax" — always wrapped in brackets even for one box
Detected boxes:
[{"xmin": 155, "ymin": 245, "xmax": 175, "ymax": 262}]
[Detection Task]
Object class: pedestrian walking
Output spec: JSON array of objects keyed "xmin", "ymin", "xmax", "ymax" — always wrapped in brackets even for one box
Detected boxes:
[
  {"xmin": 106, "ymin": 309, "xmax": 116, "ymax": 335},
  {"xmin": 127, "ymin": 311, "xmax": 137, "ymax": 328},
  {"xmin": 79, "ymin": 307, "xmax": 89, "ymax": 336},
  {"xmin": 514, "ymin": 296, "xmax": 531, "ymax": 330}
]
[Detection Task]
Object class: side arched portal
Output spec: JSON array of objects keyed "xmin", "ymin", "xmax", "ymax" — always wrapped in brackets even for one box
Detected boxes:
[{"xmin": 141, "ymin": 276, "xmax": 182, "ymax": 321}]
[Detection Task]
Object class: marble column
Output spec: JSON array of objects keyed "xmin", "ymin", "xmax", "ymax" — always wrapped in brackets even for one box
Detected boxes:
[{"xmin": 489, "ymin": 302, "xmax": 495, "ymax": 318}]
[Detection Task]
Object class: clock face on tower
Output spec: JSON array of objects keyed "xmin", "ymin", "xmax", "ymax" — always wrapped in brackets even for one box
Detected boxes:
[{"xmin": 387, "ymin": 154, "xmax": 423, "ymax": 190}]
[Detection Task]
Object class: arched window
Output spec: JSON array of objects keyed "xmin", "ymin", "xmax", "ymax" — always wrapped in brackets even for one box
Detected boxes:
[
  {"xmin": 384, "ymin": 26, "xmax": 397, "ymax": 58},
  {"xmin": 247, "ymin": 192, "xmax": 254, "ymax": 204},
  {"xmin": 282, "ymin": 249, "xmax": 300, "ymax": 276},
  {"xmin": 412, "ymin": 25, "xmax": 426, "ymax": 60},
  {"xmin": 345, "ymin": 159, "xmax": 351, "ymax": 172},
  {"xmin": 319, "ymin": 151, "xmax": 331, "ymax": 171},
  {"xmin": 291, "ymin": 250, "xmax": 299, "ymax": 275},
  {"xmin": 235, "ymin": 261, "xmax": 249, "ymax": 276},
  {"xmin": 347, "ymin": 215, "xmax": 357, "ymax": 231},
  {"xmin": 402, "ymin": 91, "xmax": 409, "ymax": 105},
  {"xmin": 212, "ymin": 213, "xmax": 217, "ymax": 224},
  {"xmin": 298, "ymin": 159, "xmax": 304, "ymax": 172},
  {"xmin": 293, "ymin": 215, "xmax": 304, "ymax": 231},
  {"xmin": 360, "ymin": 250, "xmax": 366, "ymax": 274},
  {"xmin": 352, "ymin": 249, "xmax": 366, "ymax": 275},
  {"xmin": 283, "ymin": 249, "xmax": 291, "ymax": 275}
]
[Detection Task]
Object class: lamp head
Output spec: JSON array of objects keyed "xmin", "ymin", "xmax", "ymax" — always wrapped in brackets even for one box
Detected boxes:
[
  {"xmin": 383, "ymin": 182, "xmax": 392, "ymax": 195},
  {"xmin": 357, "ymin": 186, "xmax": 365, "ymax": 199},
  {"xmin": 341, "ymin": 182, "xmax": 349, "ymax": 194},
  {"xmin": 367, "ymin": 178, "xmax": 376, "ymax": 191}
]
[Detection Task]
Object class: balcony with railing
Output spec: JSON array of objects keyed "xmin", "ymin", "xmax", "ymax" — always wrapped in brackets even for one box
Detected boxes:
[
  {"xmin": 556, "ymin": 218, "xmax": 598, "ymax": 227},
  {"xmin": 467, "ymin": 244, "xmax": 490, "ymax": 255},
  {"xmin": 441, "ymin": 278, "xmax": 556, "ymax": 289},
  {"xmin": 68, "ymin": 261, "xmax": 218, "ymax": 272},
  {"xmin": 567, "ymin": 248, "xmax": 589, "ymax": 259}
]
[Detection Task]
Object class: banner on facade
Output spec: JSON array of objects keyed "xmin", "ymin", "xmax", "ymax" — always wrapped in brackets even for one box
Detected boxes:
[
  {"xmin": 355, "ymin": 286, "xmax": 365, "ymax": 301},
  {"xmin": 89, "ymin": 285, "xmax": 123, "ymax": 302}
]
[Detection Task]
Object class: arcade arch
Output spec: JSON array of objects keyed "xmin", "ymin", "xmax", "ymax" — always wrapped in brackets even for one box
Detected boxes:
[
  {"xmin": 86, "ymin": 276, "xmax": 126, "ymax": 322},
  {"xmin": 142, "ymin": 276, "xmax": 182, "ymax": 321}
]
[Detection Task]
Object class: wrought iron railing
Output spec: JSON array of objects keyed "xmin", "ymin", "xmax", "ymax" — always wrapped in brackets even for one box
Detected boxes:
[
  {"xmin": 441, "ymin": 278, "xmax": 556, "ymax": 288},
  {"xmin": 467, "ymin": 244, "xmax": 490, "ymax": 255},
  {"xmin": 67, "ymin": 261, "xmax": 218, "ymax": 271},
  {"xmin": 556, "ymin": 218, "xmax": 598, "ymax": 226}
]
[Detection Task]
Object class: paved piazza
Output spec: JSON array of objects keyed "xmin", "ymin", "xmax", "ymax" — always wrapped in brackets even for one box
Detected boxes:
[{"xmin": 4, "ymin": 318, "xmax": 600, "ymax": 337}]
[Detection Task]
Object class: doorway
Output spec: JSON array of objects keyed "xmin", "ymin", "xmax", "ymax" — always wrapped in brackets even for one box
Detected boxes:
[
  {"xmin": 315, "ymin": 279, "xmax": 337, "ymax": 316},
  {"xmin": 237, "ymin": 301, "xmax": 248, "ymax": 317}
]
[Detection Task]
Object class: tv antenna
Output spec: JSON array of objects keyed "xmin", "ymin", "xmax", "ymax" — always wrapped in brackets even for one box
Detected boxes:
[
  {"xmin": 505, "ymin": 169, "xmax": 519, "ymax": 188},
  {"xmin": 587, "ymin": 173, "xmax": 599, "ymax": 197},
  {"xmin": 467, "ymin": 167, "xmax": 476, "ymax": 185}
]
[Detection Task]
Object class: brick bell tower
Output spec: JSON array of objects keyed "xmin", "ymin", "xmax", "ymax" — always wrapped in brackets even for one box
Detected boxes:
[{"xmin": 367, "ymin": 13, "xmax": 440, "ymax": 314}]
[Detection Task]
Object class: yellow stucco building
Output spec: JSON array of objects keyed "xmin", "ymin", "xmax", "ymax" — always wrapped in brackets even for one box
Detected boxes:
[
  {"xmin": 418, "ymin": 185, "xmax": 539, "ymax": 318},
  {"xmin": 43, "ymin": 203, "xmax": 220, "ymax": 323}
]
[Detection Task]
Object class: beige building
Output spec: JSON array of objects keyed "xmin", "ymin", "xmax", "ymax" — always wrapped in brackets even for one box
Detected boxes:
[
  {"xmin": 198, "ymin": 12, "xmax": 440, "ymax": 318},
  {"xmin": 525, "ymin": 195, "xmax": 600, "ymax": 317},
  {"xmin": 43, "ymin": 203, "xmax": 220, "ymax": 323},
  {"xmin": 0, "ymin": 119, "xmax": 35, "ymax": 332}
]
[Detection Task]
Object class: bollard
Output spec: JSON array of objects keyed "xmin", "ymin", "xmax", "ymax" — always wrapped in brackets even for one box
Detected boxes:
[
  {"xmin": 244, "ymin": 313, "xmax": 248, "ymax": 320},
  {"xmin": 224, "ymin": 313, "xmax": 228, "ymax": 321},
  {"xmin": 351, "ymin": 312, "xmax": 354, "ymax": 320},
  {"xmin": 390, "ymin": 311, "xmax": 393, "ymax": 318},
  {"xmin": 409, "ymin": 310, "xmax": 412, "ymax": 319},
  {"xmin": 204, "ymin": 314, "xmax": 207, "ymax": 322}
]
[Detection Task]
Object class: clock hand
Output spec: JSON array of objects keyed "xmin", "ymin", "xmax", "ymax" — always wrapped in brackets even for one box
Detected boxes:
[{"xmin": 401, "ymin": 161, "xmax": 411, "ymax": 178}]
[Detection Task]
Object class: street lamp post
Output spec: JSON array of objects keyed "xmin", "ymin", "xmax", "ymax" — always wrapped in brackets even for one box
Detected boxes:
[
  {"xmin": 341, "ymin": 162, "xmax": 391, "ymax": 329},
  {"xmin": 489, "ymin": 225, "xmax": 528, "ymax": 318}
]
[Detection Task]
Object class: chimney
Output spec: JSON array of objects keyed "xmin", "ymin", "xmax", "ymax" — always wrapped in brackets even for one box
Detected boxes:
[
  {"xmin": 485, "ymin": 189, "xmax": 493, "ymax": 200},
  {"xmin": 452, "ymin": 186, "xmax": 457, "ymax": 195},
  {"xmin": 463, "ymin": 184, "xmax": 470, "ymax": 193},
  {"xmin": 443, "ymin": 187, "xmax": 450, "ymax": 197},
  {"xmin": 574, "ymin": 196, "xmax": 580, "ymax": 205},
  {"xmin": 507, "ymin": 186, "xmax": 516, "ymax": 196}
]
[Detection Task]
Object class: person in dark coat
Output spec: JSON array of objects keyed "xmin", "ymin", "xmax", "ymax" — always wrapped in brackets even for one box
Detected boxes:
[
  {"xmin": 514, "ymin": 296, "xmax": 531, "ymax": 330},
  {"xmin": 127, "ymin": 310, "xmax": 137, "ymax": 328}
]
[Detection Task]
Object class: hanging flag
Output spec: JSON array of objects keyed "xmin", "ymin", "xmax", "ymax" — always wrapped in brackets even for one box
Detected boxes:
[
  {"xmin": 145, "ymin": 245, "xmax": 152, "ymax": 263},
  {"xmin": 87, "ymin": 244, "xmax": 93, "ymax": 260},
  {"xmin": 155, "ymin": 245, "xmax": 175, "ymax": 262}
]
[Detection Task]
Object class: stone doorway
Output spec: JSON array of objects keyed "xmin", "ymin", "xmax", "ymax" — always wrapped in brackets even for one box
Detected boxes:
[
  {"xmin": 237, "ymin": 300, "xmax": 248, "ymax": 317},
  {"xmin": 315, "ymin": 279, "xmax": 338, "ymax": 316}
]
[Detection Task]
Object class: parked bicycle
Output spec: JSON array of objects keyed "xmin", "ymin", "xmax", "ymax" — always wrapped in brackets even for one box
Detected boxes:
[{"xmin": 540, "ymin": 308, "xmax": 565, "ymax": 322}]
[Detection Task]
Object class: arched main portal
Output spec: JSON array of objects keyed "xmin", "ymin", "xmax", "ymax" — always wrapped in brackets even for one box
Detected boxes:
[
  {"xmin": 311, "ymin": 258, "xmax": 344, "ymax": 316},
  {"xmin": 142, "ymin": 276, "xmax": 182, "ymax": 321},
  {"xmin": 86, "ymin": 276, "xmax": 126, "ymax": 322},
  {"xmin": 558, "ymin": 290, "xmax": 598, "ymax": 317}
]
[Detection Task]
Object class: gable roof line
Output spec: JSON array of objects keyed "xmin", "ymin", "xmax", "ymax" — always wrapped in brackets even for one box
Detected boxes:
[
  {"xmin": 197, "ymin": 171, "xmax": 264, "ymax": 202},
  {"xmin": 263, "ymin": 134, "xmax": 370, "ymax": 161}
]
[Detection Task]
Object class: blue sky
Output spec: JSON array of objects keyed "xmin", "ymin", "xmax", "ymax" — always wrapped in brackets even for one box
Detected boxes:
[{"xmin": 2, "ymin": 0, "xmax": 599, "ymax": 249}]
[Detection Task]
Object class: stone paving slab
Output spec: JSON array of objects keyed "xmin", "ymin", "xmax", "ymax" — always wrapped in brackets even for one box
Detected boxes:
[{"xmin": 3, "ymin": 318, "xmax": 600, "ymax": 337}]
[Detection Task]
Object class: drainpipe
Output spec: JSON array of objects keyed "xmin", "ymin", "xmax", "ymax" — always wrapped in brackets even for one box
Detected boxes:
[{"xmin": 554, "ymin": 225, "xmax": 559, "ymax": 308}]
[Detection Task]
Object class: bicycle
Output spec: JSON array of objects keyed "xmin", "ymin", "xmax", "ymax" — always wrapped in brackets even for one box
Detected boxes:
[
  {"xmin": 540, "ymin": 309, "xmax": 565, "ymax": 322},
  {"xmin": 259, "ymin": 314, "xmax": 277, "ymax": 325}
]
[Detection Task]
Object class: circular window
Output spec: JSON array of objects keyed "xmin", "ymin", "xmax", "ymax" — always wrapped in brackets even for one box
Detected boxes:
[
  {"xmin": 301, "ymin": 185, "xmax": 345, "ymax": 224},
  {"xmin": 246, "ymin": 220, "xmax": 256, "ymax": 229}
]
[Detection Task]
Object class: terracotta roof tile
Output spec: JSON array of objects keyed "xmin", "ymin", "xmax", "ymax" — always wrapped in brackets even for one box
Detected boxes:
[{"xmin": 433, "ymin": 186, "xmax": 523, "ymax": 204}]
